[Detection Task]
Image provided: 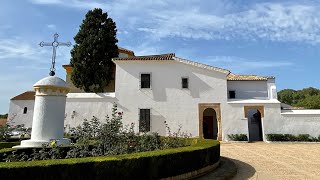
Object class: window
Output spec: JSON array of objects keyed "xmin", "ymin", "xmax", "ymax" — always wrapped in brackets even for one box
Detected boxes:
[
  {"xmin": 23, "ymin": 107, "xmax": 27, "ymax": 114},
  {"xmin": 140, "ymin": 73, "xmax": 151, "ymax": 89},
  {"xmin": 139, "ymin": 109, "xmax": 150, "ymax": 132},
  {"xmin": 229, "ymin": 91, "xmax": 236, "ymax": 99},
  {"xmin": 182, "ymin": 77, "xmax": 189, "ymax": 89}
]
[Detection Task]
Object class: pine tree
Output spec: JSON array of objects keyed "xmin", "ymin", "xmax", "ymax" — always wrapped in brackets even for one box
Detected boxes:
[{"xmin": 70, "ymin": 8, "xmax": 118, "ymax": 92}]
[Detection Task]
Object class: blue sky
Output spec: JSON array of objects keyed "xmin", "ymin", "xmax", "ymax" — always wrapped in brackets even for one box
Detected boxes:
[{"xmin": 1, "ymin": 0, "xmax": 320, "ymax": 114}]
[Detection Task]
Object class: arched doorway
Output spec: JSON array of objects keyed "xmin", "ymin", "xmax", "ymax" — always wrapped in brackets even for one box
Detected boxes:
[
  {"xmin": 203, "ymin": 108, "xmax": 218, "ymax": 139},
  {"xmin": 247, "ymin": 109, "xmax": 263, "ymax": 141}
]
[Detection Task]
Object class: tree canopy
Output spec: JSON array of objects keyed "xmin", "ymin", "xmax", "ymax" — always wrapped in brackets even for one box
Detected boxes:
[
  {"xmin": 70, "ymin": 8, "xmax": 118, "ymax": 93},
  {"xmin": 278, "ymin": 87, "xmax": 320, "ymax": 109}
]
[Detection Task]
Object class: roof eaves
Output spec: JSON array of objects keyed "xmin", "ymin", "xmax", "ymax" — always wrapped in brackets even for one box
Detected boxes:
[
  {"xmin": 112, "ymin": 53, "xmax": 175, "ymax": 61},
  {"xmin": 173, "ymin": 57, "xmax": 230, "ymax": 74},
  {"xmin": 11, "ymin": 91, "xmax": 35, "ymax": 100}
]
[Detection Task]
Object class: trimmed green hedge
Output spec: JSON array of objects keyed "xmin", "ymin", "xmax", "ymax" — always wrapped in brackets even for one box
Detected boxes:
[
  {"xmin": 266, "ymin": 134, "xmax": 320, "ymax": 142},
  {"xmin": 0, "ymin": 142, "xmax": 20, "ymax": 150},
  {"xmin": 228, "ymin": 134, "xmax": 248, "ymax": 141},
  {"xmin": 0, "ymin": 139, "xmax": 220, "ymax": 179}
]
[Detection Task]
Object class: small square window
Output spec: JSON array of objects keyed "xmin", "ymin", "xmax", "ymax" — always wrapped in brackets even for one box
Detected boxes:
[
  {"xmin": 182, "ymin": 77, "xmax": 189, "ymax": 89},
  {"xmin": 139, "ymin": 109, "xmax": 150, "ymax": 132},
  {"xmin": 229, "ymin": 91, "xmax": 236, "ymax": 99},
  {"xmin": 141, "ymin": 74, "xmax": 151, "ymax": 89}
]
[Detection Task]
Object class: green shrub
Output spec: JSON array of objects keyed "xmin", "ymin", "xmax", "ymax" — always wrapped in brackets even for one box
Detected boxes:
[
  {"xmin": 228, "ymin": 134, "xmax": 248, "ymax": 141},
  {"xmin": 0, "ymin": 139, "xmax": 220, "ymax": 180},
  {"xmin": 0, "ymin": 125, "xmax": 10, "ymax": 142},
  {"xmin": 0, "ymin": 142, "xmax": 20, "ymax": 149},
  {"xmin": 296, "ymin": 134, "xmax": 310, "ymax": 141},
  {"xmin": 266, "ymin": 134, "xmax": 320, "ymax": 142}
]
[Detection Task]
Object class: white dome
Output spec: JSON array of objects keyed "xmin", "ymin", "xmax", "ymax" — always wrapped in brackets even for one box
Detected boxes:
[{"xmin": 34, "ymin": 76, "xmax": 68, "ymax": 88}]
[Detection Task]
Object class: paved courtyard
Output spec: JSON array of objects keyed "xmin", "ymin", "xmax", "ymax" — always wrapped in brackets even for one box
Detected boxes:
[{"xmin": 221, "ymin": 142, "xmax": 320, "ymax": 180}]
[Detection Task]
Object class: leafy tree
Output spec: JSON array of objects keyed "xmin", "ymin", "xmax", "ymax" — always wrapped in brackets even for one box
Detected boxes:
[
  {"xmin": 278, "ymin": 89, "xmax": 296, "ymax": 105},
  {"xmin": 278, "ymin": 87, "xmax": 320, "ymax": 109},
  {"xmin": 295, "ymin": 95, "xmax": 320, "ymax": 109},
  {"xmin": 70, "ymin": 8, "xmax": 118, "ymax": 92}
]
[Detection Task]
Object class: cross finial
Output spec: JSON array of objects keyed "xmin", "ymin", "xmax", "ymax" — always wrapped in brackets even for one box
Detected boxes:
[{"xmin": 39, "ymin": 33, "xmax": 71, "ymax": 76}]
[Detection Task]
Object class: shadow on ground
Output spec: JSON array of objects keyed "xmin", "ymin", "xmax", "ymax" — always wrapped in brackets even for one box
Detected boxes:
[
  {"xmin": 195, "ymin": 157, "xmax": 256, "ymax": 180},
  {"xmin": 230, "ymin": 158, "xmax": 256, "ymax": 180}
]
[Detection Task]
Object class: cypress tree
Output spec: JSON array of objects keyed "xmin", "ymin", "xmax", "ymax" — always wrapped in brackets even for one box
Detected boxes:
[{"xmin": 70, "ymin": 8, "xmax": 118, "ymax": 92}]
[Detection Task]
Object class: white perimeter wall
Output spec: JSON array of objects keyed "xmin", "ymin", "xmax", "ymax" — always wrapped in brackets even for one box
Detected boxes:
[
  {"xmin": 223, "ymin": 102, "xmax": 320, "ymax": 140},
  {"xmin": 265, "ymin": 109, "xmax": 320, "ymax": 137}
]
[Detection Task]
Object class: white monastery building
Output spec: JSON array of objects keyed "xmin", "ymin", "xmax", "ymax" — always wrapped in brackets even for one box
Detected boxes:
[{"xmin": 8, "ymin": 48, "xmax": 320, "ymax": 141}]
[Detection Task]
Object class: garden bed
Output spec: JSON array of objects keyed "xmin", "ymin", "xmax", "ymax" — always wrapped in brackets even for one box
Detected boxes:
[{"xmin": 0, "ymin": 139, "xmax": 220, "ymax": 180}]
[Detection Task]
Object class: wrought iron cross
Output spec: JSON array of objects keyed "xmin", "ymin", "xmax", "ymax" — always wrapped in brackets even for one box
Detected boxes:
[{"xmin": 39, "ymin": 33, "xmax": 71, "ymax": 76}]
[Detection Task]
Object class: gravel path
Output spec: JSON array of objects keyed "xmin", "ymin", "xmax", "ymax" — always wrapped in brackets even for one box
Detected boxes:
[{"xmin": 221, "ymin": 142, "xmax": 320, "ymax": 180}]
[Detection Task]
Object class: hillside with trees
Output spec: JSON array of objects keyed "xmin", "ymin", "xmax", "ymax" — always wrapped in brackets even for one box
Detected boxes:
[{"xmin": 278, "ymin": 87, "xmax": 320, "ymax": 109}]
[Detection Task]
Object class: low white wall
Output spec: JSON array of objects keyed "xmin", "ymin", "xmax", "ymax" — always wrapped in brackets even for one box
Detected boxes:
[
  {"xmin": 223, "ymin": 102, "xmax": 320, "ymax": 140},
  {"xmin": 223, "ymin": 101, "xmax": 281, "ymax": 141},
  {"xmin": 64, "ymin": 93, "xmax": 118, "ymax": 129}
]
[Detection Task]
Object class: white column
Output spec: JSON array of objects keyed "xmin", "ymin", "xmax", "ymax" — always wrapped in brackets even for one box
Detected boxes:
[{"xmin": 15, "ymin": 76, "xmax": 70, "ymax": 148}]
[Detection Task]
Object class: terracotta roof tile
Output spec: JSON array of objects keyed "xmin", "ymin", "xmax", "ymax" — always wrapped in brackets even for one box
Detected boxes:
[
  {"xmin": 227, "ymin": 73, "xmax": 274, "ymax": 81},
  {"xmin": 11, "ymin": 91, "xmax": 35, "ymax": 100},
  {"xmin": 118, "ymin": 47, "xmax": 135, "ymax": 56},
  {"xmin": 113, "ymin": 53, "xmax": 175, "ymax": 61}
]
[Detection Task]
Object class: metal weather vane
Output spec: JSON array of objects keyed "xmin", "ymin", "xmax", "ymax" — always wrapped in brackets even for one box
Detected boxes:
[{"xmin": 39, "ymin": 33, "xmax": 72, "ymax": 76}]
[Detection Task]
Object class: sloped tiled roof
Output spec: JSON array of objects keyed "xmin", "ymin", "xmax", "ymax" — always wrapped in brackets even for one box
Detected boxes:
[
  {"xmin": 227, "ymin": 73, "xmax": 274, "ymax": 81},
  {"xmin": 11, "ymin": 91, "xmax": 35, "ymax": 100},
  {"xmin": 113, "ymin": 53, "xmax": 175, "ymax": 61},
  {"xmin": 118, "ymin": 47, "xmax": 135, "ymax": 56}
]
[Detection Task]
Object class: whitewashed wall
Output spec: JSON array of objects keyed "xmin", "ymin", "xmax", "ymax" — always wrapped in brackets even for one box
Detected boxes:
[
  {"xmin": 265, "ymin": 109, "xmax": 320, "ymax": 137},
  {"xmin": 227, "ymin": 81, "xmax": 268, "ymax": 99},
  {"xmin": 223, "ymin": 100, "xmax": 282, "ymax": 141},
  {"xmin": 64, "ymin": 93, "xmax": 117, "ymax": 129},
  {"xmin": 224, "ymin": 101, "xmax": 320, "ymax": 140},
  {"xmin": 8, "ymin": 100, "xmax": 34, "ymax": 127},
  {"xmin": 115, "ymin": 60, "xmax": 228, "ymax": 136}
]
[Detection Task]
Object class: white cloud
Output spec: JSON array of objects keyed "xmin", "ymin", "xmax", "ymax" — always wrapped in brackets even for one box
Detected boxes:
[
  {"xmin": 28, "ymin": 1, "xmax": 320, "ymax": 44},
  {"xmin": 0, "ymin": 38, "xmax": 39, "ymax": 60},
  {"xmin": 29, "ymin": 0, "xmax": 110, "ymax": 10},
  {"xmin": 136, "ymin": 2, "xmax": 320, "ymax": 44},
  {"xmin": 0, "ymin": 37, "xmax": 71, "ymax": 65},
  {"xmin": 203, "ymin": 56, "xmax": 293, "ymax": 73},
  {"xmin": 47, "ymin": 24, "xmax": 56, "ymax": 30},
  {"xmin": 125, "ymin": 42, "xmax": 160, "ymax": 56}
]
